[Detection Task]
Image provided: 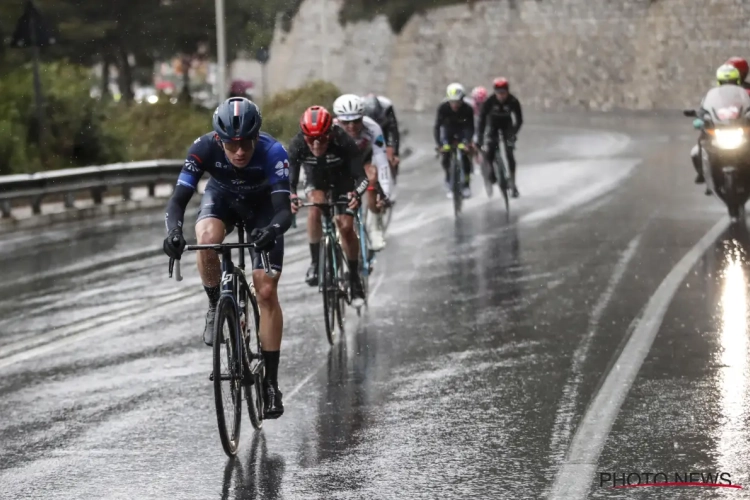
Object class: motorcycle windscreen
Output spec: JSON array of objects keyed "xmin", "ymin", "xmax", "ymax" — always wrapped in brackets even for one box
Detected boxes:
[{"xmin": 701, "ymin": 85, "xmax": 750, "ymax": 124}]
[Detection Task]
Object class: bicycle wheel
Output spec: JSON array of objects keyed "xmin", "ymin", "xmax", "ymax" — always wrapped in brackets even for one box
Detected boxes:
[
  {"xmin": 240, "ymin": 280, "xmax": 264, "ymax": 430},
  {"xmin": 320, "ymin": 236, "xmax": 337, "ymax": 345},
  {"xmin": 452, "ymin": 151, "xmax": 462, "ymax": 216},
  {"xmin": 213, "ymin": 295, "xmax": 243, "ymax": 457},
  {"xmin": 495, "ymin": 144, "xmax": 510, "ymax": 218},
  {"xmin": 357, "ymin": 214, "xmax": 370, "ymax": 317},
  {"xmin": 334, "ymin": 242, "xmax": 347, "ymax": 332},
  {"xmin": 479, "ymin": 151, "xmax": 494, "ymax": 198}
]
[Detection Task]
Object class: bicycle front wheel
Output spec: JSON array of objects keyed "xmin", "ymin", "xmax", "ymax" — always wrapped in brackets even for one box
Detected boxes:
[
  {"xmin": 320, "ymin": 236, "xmax": 337, "ymax": 345},
  {"xmin": 334, "ymin": 243, "xmax": 347, "ymax": 332},
  {"xmin": 240, "ymin": 280, "xmax": 264, "ymax": 430},
  {"xmin": 452, "ymin": 151, "xmax": 462, "ymax": 216},
  {"xmin": 213, "ymin": 296, "xmax": 243, "ymax": 457}
]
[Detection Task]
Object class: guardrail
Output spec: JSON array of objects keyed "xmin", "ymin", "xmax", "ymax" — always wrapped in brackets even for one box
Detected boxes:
[{"xmin": 0, "ymin": 160, "xmax": 182, "ymax": 219}]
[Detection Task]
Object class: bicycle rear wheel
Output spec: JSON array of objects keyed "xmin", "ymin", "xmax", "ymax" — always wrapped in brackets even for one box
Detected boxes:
[
  {"xmin": 213, "ymin": 295, "xmax": 243, "ymax": 457},
  {"xmin": 320, "ymin": 236, "xmax": 337, "ymax": 345},
  {"xmin": 452, "ymin": 152, "xmax": 462, "ymax": 216},
  {"xmin": 240, "ymin": 280, "xmax": 264, "ymax": 430}
]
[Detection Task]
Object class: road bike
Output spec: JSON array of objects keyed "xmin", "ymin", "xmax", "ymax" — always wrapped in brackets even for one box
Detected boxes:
[{"xmin": 168, "ymin": 224, "xmax": 271, "ymax": 457}]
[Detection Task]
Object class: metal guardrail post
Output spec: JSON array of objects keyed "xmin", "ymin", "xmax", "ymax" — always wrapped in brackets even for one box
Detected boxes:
[
  {"xmin": 64, "ymin": 192, "xmax": 75, "ymax": 209},
  {"xmin": 91, "ymin": 188, "xmax": 103, "ymax": 205},
  {"xmin": 1, "ymin": 201, "xmax": 11, "ymax": 218},
  {"xmin": 148, "ymin": 183, "xmax": 156, "ymax": 197},
  {"xmin": 122, "ymin": 185, "xmax": 132, "ymax": 201},
  {"xmin": 31, "ymin": 196, "xmax": 42, "ymax": 215}
]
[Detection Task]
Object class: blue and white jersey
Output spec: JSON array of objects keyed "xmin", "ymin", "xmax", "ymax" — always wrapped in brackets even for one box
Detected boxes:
[{"xmin": 177, "ymin": 132, "xmax": 291, "ymax": 200}]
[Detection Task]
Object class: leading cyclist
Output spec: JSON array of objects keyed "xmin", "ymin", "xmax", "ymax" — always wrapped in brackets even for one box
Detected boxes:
[{"xmin": 162, "ymin": 97, "xmax": 292, "ymax": 419}]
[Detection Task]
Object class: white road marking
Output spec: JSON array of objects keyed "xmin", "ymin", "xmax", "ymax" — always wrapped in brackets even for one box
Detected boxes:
[{"xmin": 549, "ymin": 216, "xmax": 728, "ymax": 499}]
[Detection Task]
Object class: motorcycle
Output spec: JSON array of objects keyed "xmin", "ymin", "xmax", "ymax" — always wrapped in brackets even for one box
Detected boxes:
[{"xmin": 684, "ymin": 84, "xmax": 750, "ymax": 221}]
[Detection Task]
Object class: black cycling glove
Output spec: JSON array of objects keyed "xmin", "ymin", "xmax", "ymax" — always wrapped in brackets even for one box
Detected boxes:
[
  {"xmin": 163, "ymin": 228, "xmax": 186, "ymax": 260},
  {"xmin": 250, "ymin": 226, "xmax": 277, "ymax": 252}
]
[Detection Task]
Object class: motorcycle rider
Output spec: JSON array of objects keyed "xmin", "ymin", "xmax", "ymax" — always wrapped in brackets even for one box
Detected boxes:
[
  {"xmin": 362, "ymin": 94, "xmax": 401, "ymax": 186},
  {"xmin": 691, "ymin": 64, "xmax": 744, "ymax": 188},
  {"xmin": 477, "ymin": 77, "xmax": 523, "ymax": 197},
  {"xmin": 333, "ymin": 94, "xmax": 392, "ymax": 251},
  {"xmin": 727, "ymin": 56, "xmax": 750, "ymax": 92},
  {"xmin": 434, "ymin": 83, "xmax": 475, "ymax": 198}
]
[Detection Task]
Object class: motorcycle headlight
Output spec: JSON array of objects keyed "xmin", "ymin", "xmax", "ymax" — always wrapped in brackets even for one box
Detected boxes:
[{"xmin": 713, "ymin": 128, "xmax": 745, "ymax": 150}]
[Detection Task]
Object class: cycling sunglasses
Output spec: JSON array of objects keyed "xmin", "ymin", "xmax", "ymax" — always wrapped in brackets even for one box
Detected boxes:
[
  {"xmin": 221, "ymin": 136, "xmax": 257, "ymax": 152},
  {"xmin": 303, "ymin": 132, "xmax": 331, "ymax": 144}
]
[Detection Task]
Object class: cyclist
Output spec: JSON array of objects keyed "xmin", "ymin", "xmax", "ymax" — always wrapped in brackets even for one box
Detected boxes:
[
  {"xmin": 691, "ymin": 64, "xmax": 744, "ymax": 186},
  {"xmin": 287, "ymin": 105, "xmax": 369, "ymax": 306},
  {"xmin": 162, "ymin": 97, "xmax": 292, "ymax": 419},
  {"xmin": 362, "ymin": 93, "xmax": 401, "ymax": 185},
  {"xmin": 333, "ymin": 94, "xmax": 392, "ymax": 251},
  {"xmin": 434, "ymin": 83, "xmax": 474, "ymax": 198},
  {"xmin": 477, "ymin": 77, "xmax": 523, "ymax": 197},
  {"xmin": 470, "ymin": 86, "xmax": 489, "ymax": 168}
]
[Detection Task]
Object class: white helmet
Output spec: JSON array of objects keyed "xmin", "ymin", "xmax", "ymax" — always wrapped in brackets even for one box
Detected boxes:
[
  {"xmin": 333, "ymin": 94, "xmax": 364, "ymax": 121},
  {"xmin": 446, "ymin": 83, "xmax": 465, "ymax": 102}
]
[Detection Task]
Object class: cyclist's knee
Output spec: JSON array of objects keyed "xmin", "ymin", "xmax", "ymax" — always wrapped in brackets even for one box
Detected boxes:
[
  {"xmin": 196, "ymin": 218, "xmax": 225, "ymax": 244},
  {"xmin": 253, "ymin": 273, "xmax": 279, "ymax": 307},
  {"xmin": 335, "ymin": 214, "xmax": 354, "ymax": 234}
]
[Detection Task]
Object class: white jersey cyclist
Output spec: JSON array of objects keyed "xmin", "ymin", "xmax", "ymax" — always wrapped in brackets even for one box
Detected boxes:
[
  {"xmin": 333, "ymin": 95, "xmax": 391, "ymax": 197},
  {"xmin": 333, "ymin": 94, "xmax": 392, "ymax": 250}
]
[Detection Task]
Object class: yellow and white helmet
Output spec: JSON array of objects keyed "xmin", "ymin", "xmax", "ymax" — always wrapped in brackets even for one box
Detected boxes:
[{"xmin": 446, "ymin": 83, "xmax": 466, "ymax": 102}]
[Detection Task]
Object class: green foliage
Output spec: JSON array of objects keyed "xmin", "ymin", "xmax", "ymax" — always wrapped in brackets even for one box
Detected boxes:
[
  {"xmin": 107, "ymin": 99, "xmax": 210, "ymax": 161},
  {"xmin": 261, "ymin": 80, "xmax": 341, "ymax": 145},
  {"xmin": 339, "ymin": 0, "xmax": 470, "ymax": 33},
  {"xmin": 0, "ymin": 61, "xmax": 122, "ymax": 175}
]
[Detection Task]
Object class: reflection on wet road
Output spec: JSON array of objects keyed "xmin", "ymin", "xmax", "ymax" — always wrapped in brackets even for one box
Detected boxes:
[{"xmin": 1, "ymin": 111, "xmax": 749, "ymax": 499}]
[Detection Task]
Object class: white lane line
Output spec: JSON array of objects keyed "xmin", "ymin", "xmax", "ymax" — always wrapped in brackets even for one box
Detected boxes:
[
  {"xmin": 549, "ymin": 217, "xmax": 728, "ymax": 499},
  {"xmin": 548, "ymin": 234, "xmax": 642, "ymax": 463}
]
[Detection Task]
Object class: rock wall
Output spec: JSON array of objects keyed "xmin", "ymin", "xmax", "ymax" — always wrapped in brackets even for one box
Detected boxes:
[{"xmin": 267, "ymin": 0, "xmax": 750, "ymax": 112}]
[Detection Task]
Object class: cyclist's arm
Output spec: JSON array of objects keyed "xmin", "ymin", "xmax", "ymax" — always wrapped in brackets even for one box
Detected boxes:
[
  {"xmin": 287, "ymin": 134, "xmax": 304, "ymax": 195},
  {"xmin": 433, "ymin": 104, "xmax": 444, "ymax": 146},
  {"xmin": 512, "ymin": 97, "xmax": 523, "ymax": 135},
  {"xmin": 343, "ymin": 135, "xmax": 369, "ymax": 196},
  {"xmin": 264, "ymin": 141, "xmax": 294, "ymax": 234},
  {"xmin": 384, "ymin": 106, "xmax": 400, "ymax": 155},
  {"xmin": 370, "ymin": 123, "xmax": 391, "ymax": 197},
  {"xmin": 477, "ymin": 98, "xmax": 490, "ymax": 145},
  {"xmin": 462, "ymin": 104, "xmax": 475, "ymax": 143},
  {"xmin": 165, "ymin": 140, "xmax": 207, "ymax": 232}
]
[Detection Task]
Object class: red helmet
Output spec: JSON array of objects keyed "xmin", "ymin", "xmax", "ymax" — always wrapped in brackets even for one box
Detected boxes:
[
  {"xmin": 727, "ymin": 57, "xmax": 749, "ymax": 82},
  {"xmin": 300, "ymin": 106, "xmax": 333, "ymax": 137},
  {"xmin": 471, "ymin": 86, "xmax": 488, "ymax": 103},
  {"xmin": 493, "ymin": 77, "xmax": 509, "ymax": 90}
]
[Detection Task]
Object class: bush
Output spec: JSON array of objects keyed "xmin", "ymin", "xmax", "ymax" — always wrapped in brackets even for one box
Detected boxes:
[
  {"xmin": 338, "ymin": 0, "xmax": 468, "ymax": 33},
  {"xmin": 261, "ymin": 80, "xmax": 341, "ymax": 145},
  {"xmin": 106, "ymin": 99, "xmax": 210, "ymax": 161},
  {"xmin": 0, "ymin": 61, "xmax": 123, "ymax": 174}
]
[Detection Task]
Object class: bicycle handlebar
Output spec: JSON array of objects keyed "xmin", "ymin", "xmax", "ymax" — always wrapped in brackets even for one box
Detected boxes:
[{"xmin": 168, "ymin": 238, "xmax": 275, "ymax": 282}]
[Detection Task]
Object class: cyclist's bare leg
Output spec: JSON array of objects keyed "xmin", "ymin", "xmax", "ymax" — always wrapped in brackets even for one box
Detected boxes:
[
  {"xmin": 334, "ymin": 214, "xmax": 359, "ymax": 261},
  {"xmin": 306, "ymin": 190, "xmax": 325, "ymax": 243},
  {"xmin": 195, "ymin": 217, "xmax": 226, "ymax": 287},
  {"xmin": 365, "ymin": 163, "xmax": 381, "ymax": 214},
  {"xmin": 252, "ymin": 270, "xmax": 283, "ymax": 350}
]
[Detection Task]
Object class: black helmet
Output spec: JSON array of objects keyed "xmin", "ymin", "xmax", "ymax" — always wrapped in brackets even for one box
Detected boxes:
[
  {"xmin": 213, "ymin": 97, "xmax": 262, "ymax": 141},
  {"xmin": 362, "ymin": 94, "xmax": 385, "ymax": 123}
]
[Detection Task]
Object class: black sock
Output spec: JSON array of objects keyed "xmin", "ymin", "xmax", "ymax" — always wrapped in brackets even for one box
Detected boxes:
[
  {"xmin": 348, "ymin": 259, "xmax": 359, "ymax": 279},
  {"xmin": 204, "ymin": 285, "xmax": 220, "ymax": 306},
  {"xmin": 309, "ymin": 242, "xmax": 320, "ymax": 264},
  {"xmin": 262, "ymin": 350, "xmax": 280, "ymax": 384}
]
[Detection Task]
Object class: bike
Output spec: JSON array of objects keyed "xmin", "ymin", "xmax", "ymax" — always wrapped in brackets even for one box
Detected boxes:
[
  {"xmin": 485, "ymin": 133, "xmax": 512, "ymax": 218},
  {"xmin": 168, "ymin": 224, "xmax": 272, "ymax": 457},
  {"xmin": 299, "ymin": 195, "xmax": 366, "ymax": 344},
  {"xmin": 442, "ymin": 141, "xmax": 469, "ymax": 216}
]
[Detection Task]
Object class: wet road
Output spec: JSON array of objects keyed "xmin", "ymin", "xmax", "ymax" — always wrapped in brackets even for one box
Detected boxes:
[{"xmin": 0, "ymin": 110, "xmax": 747, "ymax": 499}]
